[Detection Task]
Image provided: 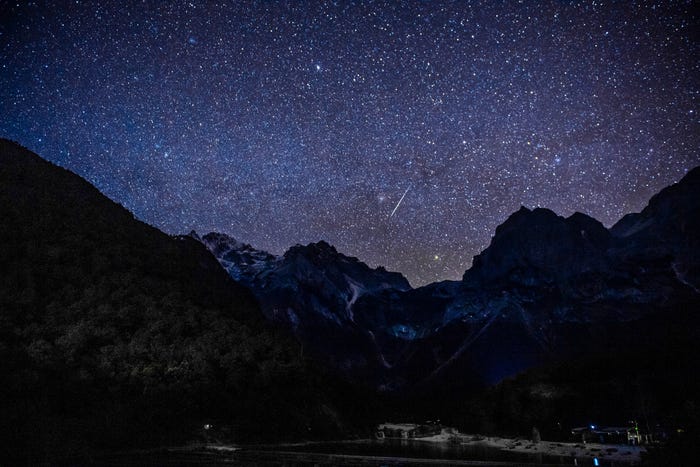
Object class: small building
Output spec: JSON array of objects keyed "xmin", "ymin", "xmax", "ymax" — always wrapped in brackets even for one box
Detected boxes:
[{"xmin": 571, "ymin": 423, "xmax": 648, "ymax": 445}]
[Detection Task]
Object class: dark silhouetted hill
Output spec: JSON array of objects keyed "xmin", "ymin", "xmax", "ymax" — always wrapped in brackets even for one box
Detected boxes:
[{"xmin": 0, "ymin": 139, "xmax": 359, "ymax": 463}]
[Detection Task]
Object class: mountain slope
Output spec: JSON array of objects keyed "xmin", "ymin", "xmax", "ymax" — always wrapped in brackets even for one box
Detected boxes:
[
  {"xmin": 409, "ymin": 168, "xmax": 700, "ymax": 387},
  {"xmin": 0, "ymin": 139, "xmax": 345, "ymax": 462},
  {"xmin": 198, "ymin": 232, "xmax": 411, "ymax": 383},
  {"xmin": 611, "ymin": 166, "xmax": 700, "ymax": 290}
]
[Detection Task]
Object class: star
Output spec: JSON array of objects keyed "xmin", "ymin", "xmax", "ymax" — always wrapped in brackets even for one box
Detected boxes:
[{"xmin": 0, "ymin": 1, "xmax": 697, "ymax": 286}]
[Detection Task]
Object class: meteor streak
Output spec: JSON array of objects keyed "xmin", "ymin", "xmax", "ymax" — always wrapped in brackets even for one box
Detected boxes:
[{"xmin": 389, "ymin": 186, "xmax": 410, "ymax": 217}]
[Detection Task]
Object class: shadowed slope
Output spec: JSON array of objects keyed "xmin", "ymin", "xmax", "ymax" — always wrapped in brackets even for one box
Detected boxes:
[{"xmin": 0, "ymin": 139, "xmax": 344, "ymax": 463}]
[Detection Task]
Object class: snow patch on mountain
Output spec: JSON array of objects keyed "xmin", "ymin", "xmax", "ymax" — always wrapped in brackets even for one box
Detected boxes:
[{"xmin": 344, "ymin": 274, "xmax": 366, "ymax": 322}]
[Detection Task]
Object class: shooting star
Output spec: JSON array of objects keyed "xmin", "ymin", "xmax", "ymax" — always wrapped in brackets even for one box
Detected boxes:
[{"xmin": 389, "ymin": 186, "xmax": 410, "ymax": 218}]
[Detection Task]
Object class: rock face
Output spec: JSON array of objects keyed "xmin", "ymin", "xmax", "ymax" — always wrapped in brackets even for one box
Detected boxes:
[
  {"xmin": 464, "ymin": 207, "xmax": 612, "ymax": 288},
  {"xmin": 418, "ymin": 168, "xmax": 700, "ymax": 386},
  {"xmin": 197, "ymin": 233, "xmax": 411, "ymax": 382},
  {"xmin": 200, "ymin": 167, "xmax": 700, "ymax": 390},
  {"xmin": 610, "ymin": 166, "xmax": 700, "ymax": 292}
]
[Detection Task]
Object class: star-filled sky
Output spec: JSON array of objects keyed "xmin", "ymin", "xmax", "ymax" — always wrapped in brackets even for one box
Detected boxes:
[{"xmin": 1, "ymin": 1, "xmax": 698, "ymax": 286}]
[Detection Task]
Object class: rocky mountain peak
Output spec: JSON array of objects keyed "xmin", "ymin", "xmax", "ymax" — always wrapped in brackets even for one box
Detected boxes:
[
  {"xmin": 284, "ymin": 240, "xmax": 342, "ymax": 263},
  {"xmin": 465, "ymin": 206, "xmax": 610, "ymax": 286}
]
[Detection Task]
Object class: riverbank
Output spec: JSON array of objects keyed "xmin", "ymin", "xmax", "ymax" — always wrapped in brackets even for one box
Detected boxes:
[
  {"xmin": 195, "ymin": 431, "xmax": 644, "ymax": 465},
  {"xmin": 416, "ymin": 429, "xmax": 645, "ymax": 464}
]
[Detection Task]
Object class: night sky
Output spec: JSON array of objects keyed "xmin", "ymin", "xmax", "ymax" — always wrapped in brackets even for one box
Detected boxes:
[{"xmin": 1, "ymin": 1, "xmax": 698, "ymax": 286}]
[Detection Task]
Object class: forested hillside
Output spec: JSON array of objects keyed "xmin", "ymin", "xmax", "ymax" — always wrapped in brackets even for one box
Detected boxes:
[{"xmin": 0, "ymin": 139, "xmax": 355, "ymax": 463}]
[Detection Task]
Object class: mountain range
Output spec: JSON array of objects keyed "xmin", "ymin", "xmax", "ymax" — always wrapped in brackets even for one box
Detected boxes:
[{"xmin": 196, "ymin": 166, "xmax": 700, "ymax": 390}]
